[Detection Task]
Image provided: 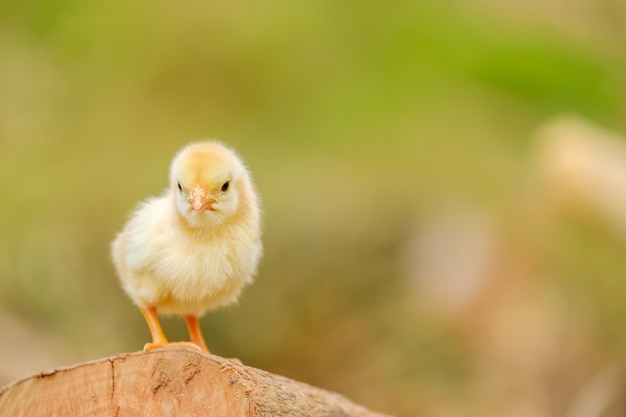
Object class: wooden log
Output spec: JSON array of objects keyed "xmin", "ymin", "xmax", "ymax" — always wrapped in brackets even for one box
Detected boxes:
[{"xmin": 0, "ymin": 348, "xmax": 392, "ymax": 417}]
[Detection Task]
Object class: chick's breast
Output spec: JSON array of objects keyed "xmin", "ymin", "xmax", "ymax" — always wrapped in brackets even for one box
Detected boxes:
[{"xmin": 112, "ymin": 193, "xmax": 262, "ymax": 316}]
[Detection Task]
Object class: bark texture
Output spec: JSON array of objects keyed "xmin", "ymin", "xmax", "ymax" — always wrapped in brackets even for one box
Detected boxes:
[{"xmin": 0, "ymin": 348, "xmax": 392, "ymax": 417}]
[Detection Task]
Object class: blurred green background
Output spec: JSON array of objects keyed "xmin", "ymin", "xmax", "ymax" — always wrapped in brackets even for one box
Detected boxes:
[{"xmin": 2, "ymin": 1, "xmax": 626, "ymax": 415}]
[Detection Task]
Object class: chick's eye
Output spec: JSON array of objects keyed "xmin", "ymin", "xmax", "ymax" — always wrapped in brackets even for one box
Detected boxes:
[
  {"xmin": 221, "ymin": 181, "xmax": 230, "ymax": 192},
  {"xmin": 177, "ymin": 182, "xmax": 182, "ymax": 192}
]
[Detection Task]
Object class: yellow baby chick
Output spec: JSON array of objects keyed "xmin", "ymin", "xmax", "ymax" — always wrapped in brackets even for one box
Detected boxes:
[{"xmin": 111, "ymin": 141, "xmax": 262, "ymax": 352}]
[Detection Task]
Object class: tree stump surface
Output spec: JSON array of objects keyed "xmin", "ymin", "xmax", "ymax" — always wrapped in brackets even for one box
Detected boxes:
[{"xmin": 0, "ymin": 348, "xmax": 393, "ymax": 417}]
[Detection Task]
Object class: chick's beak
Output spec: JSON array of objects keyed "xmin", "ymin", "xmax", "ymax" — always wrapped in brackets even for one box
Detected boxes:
[{"xmin": 190, "ymin": 190, "xmax": 216, "ymax": 212}]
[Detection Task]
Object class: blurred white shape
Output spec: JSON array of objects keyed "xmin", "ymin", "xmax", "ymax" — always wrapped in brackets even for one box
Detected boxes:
[
  {"xmin": 534, "ymin": 115, "xmax": 626, "ymax": 236},
  {"xmin": 566, "ymin": 364, "xmax": 624, "ymax": 417},
  {"xmin": 401, "ymin": 208, "xmax": 495, "ymax": 317}
]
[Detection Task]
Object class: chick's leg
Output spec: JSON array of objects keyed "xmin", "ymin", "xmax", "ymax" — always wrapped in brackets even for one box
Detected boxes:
[
  {"xmin": 140, "ymin": 306, "xmax": 168, "ymax": 351},
  {"xmin": 185, "ymin": 315, "xmax": 209, "ymax": 353}
]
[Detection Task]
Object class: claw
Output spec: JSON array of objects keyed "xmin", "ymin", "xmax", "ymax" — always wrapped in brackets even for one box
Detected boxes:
[{"xmin": 144, "ymin": 341, "xmax": 204, "ymax": 352}]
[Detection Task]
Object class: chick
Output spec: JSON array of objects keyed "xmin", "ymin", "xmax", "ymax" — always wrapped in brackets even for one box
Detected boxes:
[{"xmin": 111, "ymin": 141, "xmax": 262, "ymax": 352}]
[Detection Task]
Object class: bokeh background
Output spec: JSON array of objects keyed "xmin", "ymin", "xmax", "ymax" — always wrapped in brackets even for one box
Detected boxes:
[{"xmin": 3, "ymin": 1, "xmax": 626, "ymax": 415}]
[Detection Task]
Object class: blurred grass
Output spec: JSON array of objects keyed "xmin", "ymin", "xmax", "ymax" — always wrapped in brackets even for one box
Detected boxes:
[{"xmin": 2, "ymin": 0, "xmax": 626, "ymax": 415}]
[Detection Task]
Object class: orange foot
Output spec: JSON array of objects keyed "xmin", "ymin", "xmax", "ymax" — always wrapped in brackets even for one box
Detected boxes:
[{"xmin": 143, "ymin": 341, "xmax": 204, "ymax": 352}]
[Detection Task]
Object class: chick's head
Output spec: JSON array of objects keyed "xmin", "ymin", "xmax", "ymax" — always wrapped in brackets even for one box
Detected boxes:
[{"xmin": 170, "ymin": 141, "xmax": 248, "ymax": 228}]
